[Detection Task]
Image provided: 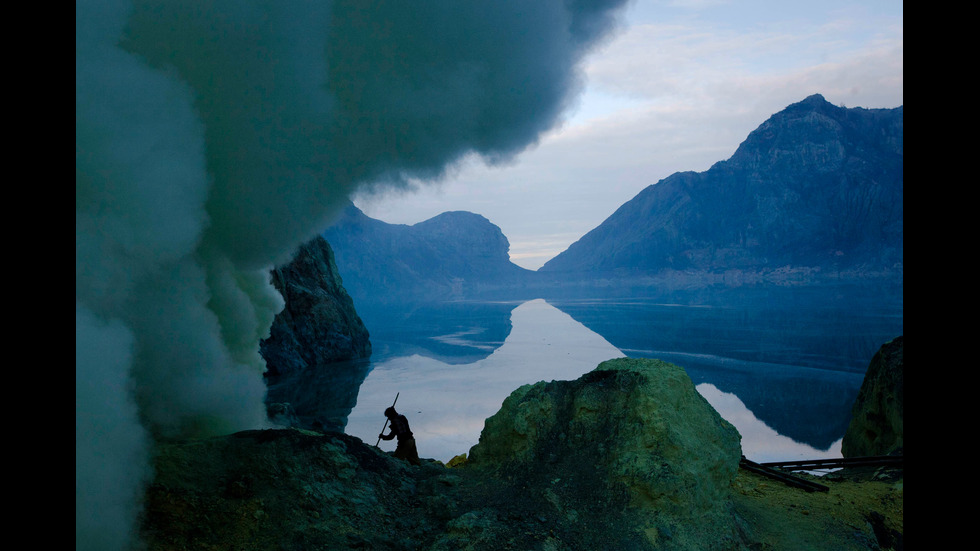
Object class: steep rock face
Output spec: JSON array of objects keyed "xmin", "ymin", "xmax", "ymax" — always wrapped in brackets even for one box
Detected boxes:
[
  {"xmin": 842, "ymin": 336, "xmax": 904, "ymax": 457},
  {"xmin": 259, "ymin": 236, "xmax": 372, "ymax": 431},
  {"xmin": 467, "ymin": 358, "xmax": 743, "ymax": 549},
  {"xmin": 260, "ymin": 236, "xmax": 371, "ymax": 376},
  {"xmin": 323, "ymin": 203, "xmax": 535, "ymax": 303},
  {"xmin": 540, "ymin": 95, "xmax": 903, "ymax": 285}
]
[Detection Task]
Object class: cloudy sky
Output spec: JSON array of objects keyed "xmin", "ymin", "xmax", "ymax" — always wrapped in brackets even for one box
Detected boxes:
[{"xmin": 352, "ymin": 0, "xmax": 903, "ymax": 270}]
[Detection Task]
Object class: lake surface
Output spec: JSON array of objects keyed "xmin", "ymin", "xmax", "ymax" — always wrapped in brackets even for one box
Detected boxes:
[{"xmin": 342, "ymin": 286, "xmax": 903, "ymax": 464}]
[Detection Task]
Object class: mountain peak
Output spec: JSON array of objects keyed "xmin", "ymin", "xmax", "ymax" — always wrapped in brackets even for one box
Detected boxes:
[
  {"xmin": 415, "ymin": 210, "xmax": 495, "ymax": 229},
  {"xmin": 801, "ymin": 93, "xmax": 828, "ymax": 105},
  {"xmin": 540, "ymin": 95, "xmax": 903, "ymax": 282}
]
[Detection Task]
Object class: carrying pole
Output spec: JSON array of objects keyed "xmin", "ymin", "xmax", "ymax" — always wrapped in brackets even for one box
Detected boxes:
[{"xmin": 375, "ymin": 392, "xmax": 400, "ymax": 447}]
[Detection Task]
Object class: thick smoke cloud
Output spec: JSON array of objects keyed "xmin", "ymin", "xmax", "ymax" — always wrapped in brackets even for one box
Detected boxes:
[{"xmin": 75, "ymin": 1, "xmax": 627, "ymax": 549}]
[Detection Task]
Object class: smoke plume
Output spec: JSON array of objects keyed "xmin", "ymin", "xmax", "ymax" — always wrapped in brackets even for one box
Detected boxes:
[{"xmin": 75, "ymin": 1, "xmax": 627, "ymax": 549}]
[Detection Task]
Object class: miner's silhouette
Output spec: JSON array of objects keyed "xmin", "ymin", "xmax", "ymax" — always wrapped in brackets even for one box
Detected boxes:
[{"xmin": 378, "ymin": 406, "xmax": 421, "ymax": 466}]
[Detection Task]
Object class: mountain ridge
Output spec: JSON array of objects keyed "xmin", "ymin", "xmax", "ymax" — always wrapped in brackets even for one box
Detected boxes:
[
  {"xmin": 323, "ymin": 203, "xmax": 535, "ymax": 303},
  {"xmin": 540, "ymin": 94, "xmax": 903, "ymax": 282},
  {"xmin": 325, "ymin": 94, "xmax": 903, "ymax": 300}
]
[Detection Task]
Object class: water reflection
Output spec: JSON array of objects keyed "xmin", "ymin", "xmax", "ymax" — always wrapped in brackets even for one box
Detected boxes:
[
  {"xmin": 548, "ymin": 288, "xmax": 901, "ymax": 450},
  {"xmin": 345, "ymin": 299, "xmax": 621, "ymax": 462},
  {"xmin": 344, "ymin": 298, "xmax": 871, "ymax": 464},
  {"xmin": 354, "ymin": 300, "xmax": 517, "ymax": 365},
  {"xmin": 697, "ymin": 383, "xmax": 841, "ymax": 463},
  {"xmin": 266, "ymin": 358, "xmax": 372, "ymax": 433}
]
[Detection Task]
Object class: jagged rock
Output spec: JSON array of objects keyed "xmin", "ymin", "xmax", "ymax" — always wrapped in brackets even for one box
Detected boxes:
[
  {"xmin": 842, "ymin": 336, "xmax": 904, "ymax": 457},
  {"xmin": 445, "ymin": 453, "xmax": 468, "ymax": 468},
  {"xmin": 260, "ymin": 236, "xmax": 371, "ymax": 376},
  {"xmin": 259, "ymin": 236, "xmax": 373, "ymax": 431},
  {"xmin": 467, "ymin": 358, "xmax": 743, "ymax": 549}
]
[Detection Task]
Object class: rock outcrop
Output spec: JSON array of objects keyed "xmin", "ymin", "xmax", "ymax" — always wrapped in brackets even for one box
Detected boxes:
[
  {"xmin": 141, "ymin": 428, "xmax": 445, "ymax": 551},
  {"xmin": 467, "ymin": 358, "xmax": 743, "ymax": 549},
  {"xmin": 261, "ymin": 236, "xmax": 371, "ymax": 375},
  {"xmin": 259, "ymin": 236, "xmax": 372, "ymax": 431},
  {"xmin": 842, "ymin": 336, "xmax": 904, "ymax": 457},
  {"xmin": 140, "ymin": 359, "xmax": 756, "ymax": 551}
]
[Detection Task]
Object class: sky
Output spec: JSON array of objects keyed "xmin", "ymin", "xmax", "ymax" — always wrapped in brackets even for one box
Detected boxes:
[{"xmin": 352, "ymin": 0, "xmax": 904, "ymax": 270}]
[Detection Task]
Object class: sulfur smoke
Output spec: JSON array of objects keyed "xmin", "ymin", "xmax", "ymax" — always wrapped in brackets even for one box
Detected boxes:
[{"xmin": 75, "ymin": 1, "xmax": 627, "ymax": 549}]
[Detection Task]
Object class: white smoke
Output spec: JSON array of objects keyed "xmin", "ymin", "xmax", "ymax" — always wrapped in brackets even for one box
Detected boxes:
[{"xmin": 75, "ymin": 1, "xmax": 627, "ymax": 549}]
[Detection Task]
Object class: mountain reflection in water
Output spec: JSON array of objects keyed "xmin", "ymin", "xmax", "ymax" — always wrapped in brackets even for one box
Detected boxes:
[
  {"xmin": 343, "ymin": 294, "xmax": 901, "ymax": 464},
  {"xmin": 346, "ymin": 300, "xmax": 620, "ymax": 462}
]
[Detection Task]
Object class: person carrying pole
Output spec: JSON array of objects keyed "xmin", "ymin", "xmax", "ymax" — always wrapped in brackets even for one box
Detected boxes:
[{"xmin": 378, "ymin": 402, "xmax": 421, "ymax": 466}]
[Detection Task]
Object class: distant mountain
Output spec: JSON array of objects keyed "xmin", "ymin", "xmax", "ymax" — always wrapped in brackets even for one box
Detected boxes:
[
  {"xmin": 323, "ymin": 204, "xmax": 535, "ymax": 303},
  {"xmin": 325, "ymin": 94, "xmax": 902, "ymax": 300},
  {"xmin": 539, "ymin": 94, "xmax": 903, "ymax": 287}
]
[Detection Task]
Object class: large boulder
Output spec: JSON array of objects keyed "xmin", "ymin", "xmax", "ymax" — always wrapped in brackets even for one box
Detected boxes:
[
  {"xmin": 842, "ymin": 336, "xmax": 904, "ymax": 457},
  {"xmin": 467, "ymin": 358, "xmax": 743, "ymax": 549}
]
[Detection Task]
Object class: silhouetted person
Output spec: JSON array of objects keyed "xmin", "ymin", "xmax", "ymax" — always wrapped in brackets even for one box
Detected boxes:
[{"xmin": 379, "ymin": 406, "xmax": 421, "ymax": 466}]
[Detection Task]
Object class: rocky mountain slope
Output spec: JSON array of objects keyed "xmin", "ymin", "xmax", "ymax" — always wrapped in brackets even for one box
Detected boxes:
[
  {"xmin": 323, "ymin": 203, "xmax": 535, "ymax": 303},
  {"xmin": 539, "ymin": 95, "xmax": 903, "ymax": 287},
  {"xmin": 324, "ymin": 95, "xmax": 902, "ymax": 299},
  {"xmin": 139, "ymin": 347, "xmax": 903, "ymax": 550}
]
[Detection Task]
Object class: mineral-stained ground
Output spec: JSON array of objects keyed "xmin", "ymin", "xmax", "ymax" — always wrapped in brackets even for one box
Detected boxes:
[{"xmin": 140, "ymin": 359, "xmax": 902, "ymax": 551}]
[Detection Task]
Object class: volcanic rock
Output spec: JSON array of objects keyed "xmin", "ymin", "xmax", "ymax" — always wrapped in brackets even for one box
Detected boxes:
[
  {"xmin": 842, "ymin": 335, "xmax": 904, "ymax": 457},
  {"xmin": 259, "ymin": 236, "xmax": 373, "ymax": 431},
  {"xmin": 467, "ymin": 357, "xmax": 743, "ymax": 549},
  {"xmin": 142, "ymin": 359, "xmax": 748, "ymax": 551},
  {"xmin": 260, "ymin": 236, "xmax": 371, "ymax": 375}
]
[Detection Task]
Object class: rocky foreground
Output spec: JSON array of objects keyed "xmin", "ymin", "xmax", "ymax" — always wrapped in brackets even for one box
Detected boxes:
[{"xmin": 140, "ymin": 355, "xmax": 903, "ymax": 550}]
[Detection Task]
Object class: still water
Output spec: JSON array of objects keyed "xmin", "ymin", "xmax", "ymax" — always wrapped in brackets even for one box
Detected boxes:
[{"xmin": 343, "ymin": 288, "xmax": 903, "ymax": 464}]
